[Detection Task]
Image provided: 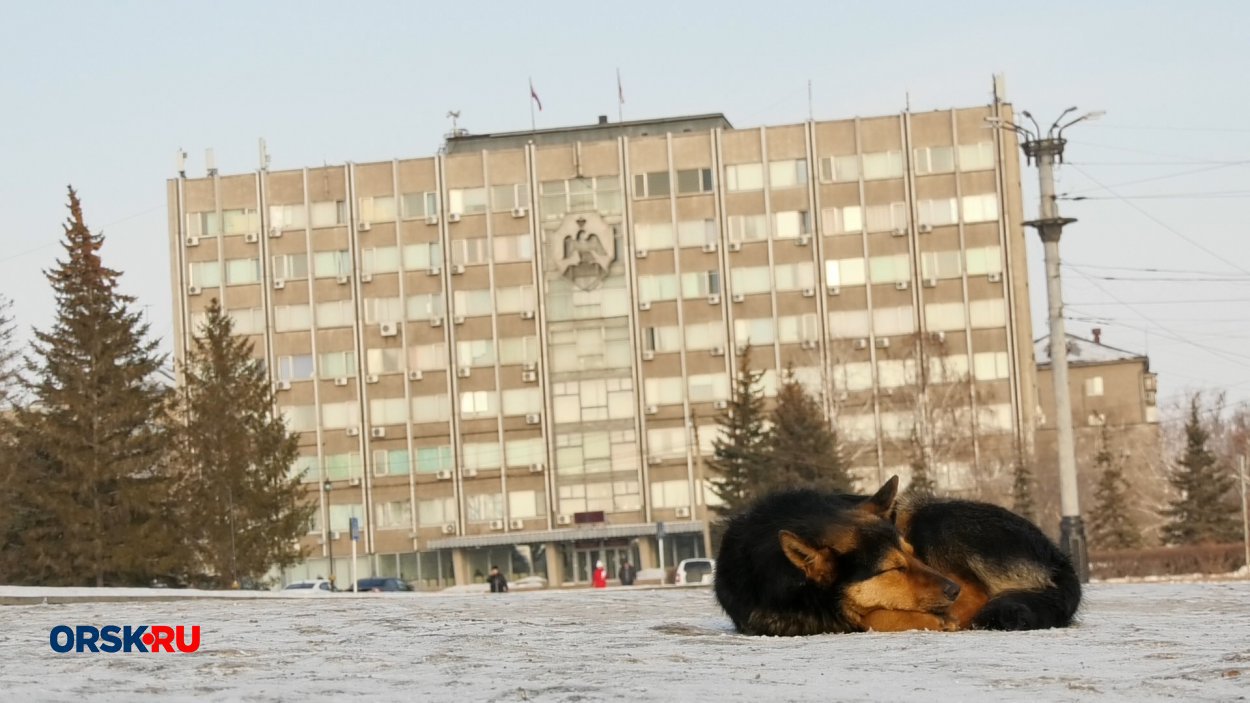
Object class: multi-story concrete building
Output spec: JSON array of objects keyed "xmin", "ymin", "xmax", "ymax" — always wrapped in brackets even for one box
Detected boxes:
[{"xmin": 167, "ymin": 91, "xmax": 1038, "ymax": 588}]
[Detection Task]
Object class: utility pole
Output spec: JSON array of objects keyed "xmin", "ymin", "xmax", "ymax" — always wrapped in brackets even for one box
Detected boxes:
[
  {"xmin": 990, "ymin": 107, "xmax": 1103, "ymax": 584},
  {"xmin": 1239, "ymin": 456, "xmax": 1249, "ymax": 575}
]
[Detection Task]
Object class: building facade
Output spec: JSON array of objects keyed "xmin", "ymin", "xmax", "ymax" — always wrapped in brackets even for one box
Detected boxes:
[{"xmin": 167, "ymin": 97, "xmax": 1038, "ymax": 588}]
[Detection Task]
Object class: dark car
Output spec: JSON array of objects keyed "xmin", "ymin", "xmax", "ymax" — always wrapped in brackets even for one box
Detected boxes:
[{"xmin": 356, "ymin": 577, "xmax": 414, "ymax": 592}]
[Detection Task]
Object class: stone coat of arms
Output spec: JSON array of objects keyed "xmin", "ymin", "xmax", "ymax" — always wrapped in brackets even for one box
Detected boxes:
[{"xmin": 552, "ymin": 212, "xmax": 615, "ymax": 291}]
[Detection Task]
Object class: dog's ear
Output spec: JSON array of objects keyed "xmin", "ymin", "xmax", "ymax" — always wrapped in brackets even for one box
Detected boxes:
[
  {"xmin": 779, "ymin": 530, "xmax": 835, "ymax": 584},
  {"xmin": 860, "ymin": 475, "xmax": 900, "ymax": 517}
]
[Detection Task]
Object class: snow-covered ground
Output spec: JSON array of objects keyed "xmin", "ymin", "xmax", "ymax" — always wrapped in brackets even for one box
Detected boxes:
[{"xmin": 1, "ymin": 582, "xmax": 1248, "ymax": 701}]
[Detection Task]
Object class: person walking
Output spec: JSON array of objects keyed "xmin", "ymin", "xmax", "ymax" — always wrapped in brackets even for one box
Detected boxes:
[
  {"xmin": 618, "ymin": 559, "xmax": 637, "ymax": 586},
  {"xmin": 487, "ymin": 565, "xmax": 508, "ymax": 593},
  {"xmin": 592, "ymin": 560, "xmax": 608, "ymax": 589}
]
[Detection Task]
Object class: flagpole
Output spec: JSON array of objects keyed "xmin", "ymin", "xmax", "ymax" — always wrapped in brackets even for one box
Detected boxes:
[
  {"xmin": 529, "ymin": 78, "xmax": 536, "ymax": 132},
  {"xmin": 617, "ymin": 68, "xmax": 623, "ymax": 123}
]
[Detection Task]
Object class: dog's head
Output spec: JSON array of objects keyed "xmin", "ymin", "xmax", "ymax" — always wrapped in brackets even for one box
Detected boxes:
[{"xmin": 777, "ymin": 476, "xmax": 960, "ymax": 627}]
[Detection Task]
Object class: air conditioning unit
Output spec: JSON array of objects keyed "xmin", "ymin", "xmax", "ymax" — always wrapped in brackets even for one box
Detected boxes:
[
  {"xmin": 701, "ymin": 242, "xmax": 718, "ymax": 253},
  {"xmin": 346, "ymin": 427, "xmax": 360, "ymax": 437},
  {"xmin": 675, "ymin": 506, "xmax": 692, "ymax": 518},
  {"xmin": 732, "ymin": 293, "xmax": 745, "ymax": 303},
  {"xmin": 729, "ymin": 242, "xmax": 742, "ymax": 252},
  {"xmin": 528, "ymin": 463, "xmax": 544, "ymax": 473},
  {"xmin": 457, "ymin": 367, "xmax": 471, "ymax": 378},
  {"xmin": 380, "ymin": 322, "xmax": 398, "ymax": 337},
  {"xmin": 800, "ymin": 340, "xmax": 818, "ymax": 350},
  {"xmin": 836, "ymin": 391, "xmax": 849, "ymax": 401},
  {"xmin": 464, "ymin": 468, "xmax": 478, "ymax": 478},
  {"xmin": 334, "ymin": 377, "xmax": 349, "ymax": 387},
  {"xmin": 370, "ymin": 427, "xmax": 386, "ymax": 438},
  {"xmin": 923, "ymin": 278, "xmax": 938, "ymax": 288},
  {"xmin": 802, "ymin": 287, "xmax": 816, "ymax": 298},
  {"xmin": 988, "ymin": 272, "xmax": 1003, "ymax": 283},
  {"xmin": 428, "ymin": 267, "xmax": 442, "ymax": 276},
  {"xmin": 919, "ymin": 224, "xmax": 933, "ymax": 234},
  {"xmin": 556, "ymin": 514, "xmax": 572, "ymax": 526},
  {"xmin": 366, "ymin": 374, "xmax": 379, "ymax": 384},
  {"xmin": 642, "ymin": 350, "xmax": 655, "ymax": 361},
  {"xmin": 892, "ymin": 227, "xmax": 907, "ymax": 237},
  {"xmin": 875, "ymin": 338, "xmax": 891, "ymax": 349},
  {"xmin": 360, "ymin": 273, "xmax": 373, "ymax": 283},
  {"xmin": 452, "ymin": 264, "xmax": 465, "ymax": 275},
  {"xmin": 357, "ymin": 221, "xmax": 372, "ymax": 232},
  {"xmin": 489, "ymin": 519, "xmax": 505, "ymax": 531},
  {"xmin": 511, "ymin": 207, "xmax": 528, "ymax": 218},
  {"xmin": 525, "ymin": 413, "xmax": 541, "ymax": 425},
  {"xmin": 708, "ymin": 294, "xmax": 721, "ymax": 305},
  {"xmin": 440, "ymin": 523, "xmax": 456, "ymax": 535},
  {"xmin": 713, "ymin": 400, "xmax": 728, "ymax": 410},
  {"xmin": 735, "ymin": 344, "xmax": 748, "ymax": 356},
  {"xmin": 521, "ymin": 310, "xmax": 535, "ymax": 320},
  {"xmin": 430, "ymin": 317, "xmax": 444, "ymax": 327},
  {"xmin": 827, "ymin": 285, "xmax": 841, "ymax": 296},
  {"xmin": 522, "ymin": 362, "xmax": 537, "ymax": 372},
  {"xmin": 648, "ymin": 456, "xmax": 663, "ymax": 465},
  {"xmin": 273, "ymin": 279, "xmax": 286, "ymax": 290},
  {"xmin": 894, "ymin": 281, "xmax": 909, "ymax": 291},
  {"xmin": 796, "ymin": 234, "xmax": 811, "ymax": 247},
  {"xmin": 447, "ymin": 213, "xmax": 462, "ymax": 223},
  {"xmin": 276, "ymin": 380, "xmax": 292, "ymax": 391},
  {"xmin": 710, "ymin": 346, "xmax": 725, "ymax": 357},
  {"xmin": 638, "ymin": 300, "xmax": 652, "ymax": 311},
  {"xmin": 635, "ymin": 248, "xmax": 649, "ymax": 259},
  {"xmin": 645, "ymin": 404, "xmax": 659, "ymax": 415},
  {"xmin": 425, "ymin": 215, "xmax": 440, "ymax": 226},
  {"xmin": 348, "ymin": 478, "xmax": 361, "ymax": 487},
  {"xmin": 268, "ymin": 226, "xmax": 283, "ymax": 238},
  {"xmin": 436, "ymin": 470, "xmax": 453, "ymax": 480},
  {"xmin": 243, "ymin": 231, "xmax": 262, "ymax": 244},
  {"xmin": 453, "ymin": 315, "xmax": 465, "ymax": 325},
  {"xmin": 336, "ymin": 274, "xmax": 351, "ymax": 285},
  {"xmin": 408, "ymin": 370, "xmax": 423, "ymax": 381},
  {"xmin": 184, "ymin": 236, "xmax": 200, "ymax": 247},
  {"xmin": 187, "ymin": 285, "xmax": 202, "ymax": 296},
  {"xmin": 509, "ymin": 519, "xmax": 525, "ymax": 530},
  {"xmin": 931, "ymin": 331, "xmax": 947, "ymax": 343},
  {"xmin": 853, "ymin": 338, "xmax": 869, "ymax": 350},
  {"xmin": 521, "ymin": 370, "xmax": 538, "ymax": 382}
]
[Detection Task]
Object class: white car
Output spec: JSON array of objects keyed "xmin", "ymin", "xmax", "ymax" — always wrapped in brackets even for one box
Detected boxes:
[
  {"xmin": 282, "ymin": 579, "xmax": 335, "ymax": 594},
  {"xmin": 674, "ymin": 558, "xmax": 715, "ymax": 586}
]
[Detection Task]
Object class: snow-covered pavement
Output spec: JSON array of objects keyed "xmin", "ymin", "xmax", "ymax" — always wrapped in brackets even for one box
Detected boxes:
[{"xmin": 1, "ymin": 582, "xmax": 1247, "ymax": 702}]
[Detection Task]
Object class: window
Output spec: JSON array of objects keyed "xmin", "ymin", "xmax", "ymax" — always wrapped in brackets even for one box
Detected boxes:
[
  {"xmin": 409, "ymin": 343, "xmax": 447, "ymax": 371},
  {"xmin": 363, "ymin": 297, "xmax": 403, "ymax": 324},
  {"xmin": 415, "ymin": 445, "xmax": 453, "ymax": 474},
  {"xmin": 684, "ymin": 321, "xmax": 725, "ymax": 350},
  {"xmin": 774, "ymin": 262, "xmax": 815, "ymax": 291},
  {"xmin": 448, "ymin": 187, "xmax": 487, "ymax": 215},
  {"xmin": 320, "ymin": 401, "xmax": 357, "ymax": 430},
  {"xmin": 417, "ymin": 496, "xmax": 456, "ymax": 525},
  {"xmin": 734, "ymin": 317, "xmax": 776, "ymax": 345},
  {"xmin": 823, "ymin": 205, "xmax": 863, "ymax": 235},
  {"xmin": 490, "ymin": 183, "xmax": 530, "ymax": 212},
  {"xmin": 495, "ymin": 285, "xmax": 536, "ymax": 315},
  {"xmin": 681, "ymin": 270, "xmax": 720, "ymax": 298},
  {"xmin": 727, "ymin": 214, "xmax": 769, "ymax": 242},
  {"xmin": 272, "ymin": 253, "xmax": 308, "ymax": 280},
  {"xmin": 457, "ymin": 338, "xmax": 495, "ymax": 367},
  {"xmin": 406, "ymin": 293, "xmax": 445, "ymax": 321},
  {"xmin": 189, "ymin": 261, "xmax": 221, "ymax": 288},
  {"xmin": 978, "ymin": 404, "xmax": 1013, "ymax": 433},
  {"xmin": 773, "ymin": 210, "xmax": 811, "ymax": 239},
  {"xmin": 463, "ymin": 441, "xmax": 502, "ymax": 471},
  {"xmin": 676, "ymin": 168, "xmax": 713, "ymax": 195},
  {"xmin": 505, "ymin": 437, "xmax": 545, "ymax": 467},
  {"xmin": 819, "ymin": 154, "xmax": 859, "ymax": 183},
  {"xmin": 862, "ymin": 150, "xmax": 903, "ymax": 180},
  {"xmin": 375, "ymin": 500, "xmax": 411, "ymax": 529},
  {"xmin": 840, "ymin": 414, "xmax": 876, "ymax": 441},
  {"xmin": 366, "ymin": 348, "xmax": 403, "ymax": 374},
  {"xmin": 920, "ymin": 250, "xmax": 963, "ymax": 280},
  {"xmin": 725, "ymin": 163, "xmax": 764, "ymax": 191},
  {"xmin": 969, "ymin": 298, "xmax": 1006, "ymax": 329},
  {"xmin": 914, "ymin": 145, "xmax": 955, "ymax": 175},
  {"xmin": 309, "ymin": 200, "xmax": 345, "ymax": 228},
  {"xmin": 465, "ymin": 493, "xmax": 504, "ymax": 522},
  {"xmin": 323, "ymin": 452, "xmax": 363, "ymax": 482},
  {"xmin": 509, "ymin": 490, "xmax": 545, "ymax": 518},
  {"xmin": 873, "ymin": 306, "xmax": 915, "ymax": 336},
  {"xmin": 274, "ymin": 304, "xmax": 311, "ymax": 331},
  {"xmin": 769, "ymin": 159, "xmax": 808, "ymax": 189},
  {"xmin": 641, "ymin": 325, "xmax": 682, "ymax": 353},
  {"xmin": 411, "ymin": 393, "xmax": 450, "ymax": 423},
  {"xmin": 319, "ymin": 350, "xmax": 356, "ymax": 378},
  {"xmin": 864, "ymin": 202, "xmax": 908, "ymax": 233},
  {"xmin": 637, "ymin": 274, "xmax": 680, "ymax": 302},
  {"xmin": 826, "ymin": 258, "xmax": 867, "ymax": 287},
  {"xmin": 403, "ymin": 243, "xmax": 442, "ymax": 271},
  {"xmin": 453, "ymin": 289, "xmax": 494, "ymax": 317},
  {"xmin": 731, "ymin": 266, "xmax": 771, "ymax": 295},
  {"xmin": 973, "ymin": 351, "xmax": 1010, "ymax": 381},
  {"xmin": 451, "ymin": 237, "xmax": 490, "ymax": 266},
  {"xmin": 282, "ymin": 405, "xmax": 317, "ymax": 433},
  {"xmin": 929, "ymin": 354, "xmax": 970, "ymax": 383},
  {"xmin": 633, "ymin": 171, "xmax": 671, "ymax": 199},
  {"xmin": 644, "ymin": 378, "xmax": 684, "ymax": 406},
  {"xmin": 291, "ymin": 455, "xmax": 319, "ymax": 483},
  {"xmin": 1084, "ymin": 376, "xmax": 1104, "ymax": 397},
  {"xmin": 877, "ymin": 359, "xmax": 918, "ymax": 388},
  {"xmin": 652, "ymin": 480, "xmax": 691, "ymax": 509},
  {"xmin": 362, "ymin": 247, "xmax": 400, "ymax": 274},
  {"xmin": 313, "ymin": 251, "xmax": 352, "ymax": 278},
  {"xmin": 498, "ymin": 336, "xmax": 538, "ymax": 365},
  {"xmin": 688, "ymin": 373, "xmax": 730, "ymax": 402},
  {"xmin": 358, "ymin": 196, "xmax": 396, "ymax": 223},
  {"xmin": 676, "ymin": 219, "xmax": 717, "ymax": 248},
  {"xmin": 924, "ymin": 302, "xmax": 967, "ymax": 332},
  {"xmin": 401, "ymin": 192, "xmax": 439, "ymax": 219},
  {"xmin": 828, "ymin": 309, "xmax": 872, "ymax": 340},
  {"xmin": 269, "ymin": 204, "xmax": 307, "ymax": 230},
  {"xmin": 225, "ymin": 258, "xmax": 260, "ymax": 285},
  {"xmin": 493, "ymin": 234, "xmax": 533, "ymax": 262},
  {"xmin": 965, "ymin": 246, "xmax": 1003, "ymax": 276},
  {"xmin": 315, "ymin": 300, "xmax": 354, "ymax": 328},
  {"xmin": 777, "ymin": 314, "xmax": 818, "ymax": 343},
  {"xmin": 186, "ymin": 211, "xmax": 222, "ymax": 237},
  {"xmin": 372, "ymin": 449, "xmax": 411, "ymax": 477},
  {"xmin": 961, "ymin": 193, "xmax": 999, "ymax": 223},
  {"xmin": 460, "ymin": 390, "xmax": 497, "ymax": 418},
  {"xmin": 635, "ymin": 222, "xmax": 675, "ymax": 250},
  {"xmin": 276, "ymin": 354, "xmax": 315, "ymax": 382},
  {"xmin": 916, "ymin": 198, "xmax": 958, "ymax": 228},
  {"xmin": 219, "ymin": 208, "xmax": 259, "ymax": 235},
  {"xmin": 958, "ymin": 142, "xmax": 995, "ymax": 171},
  {"xmin": 869, "ymin": 254, "xmax": 910, "ymax": 284},
  {"xmin": 228, "ymin": 307, "xmax": 265, "ymax": 335},
  {"xmin": 502, "ymin": 388, "xmax": 542, "ymax": 416},
  {"xmin": 539, "ymin": 177, "xmax": 622, "ymax": 220}
]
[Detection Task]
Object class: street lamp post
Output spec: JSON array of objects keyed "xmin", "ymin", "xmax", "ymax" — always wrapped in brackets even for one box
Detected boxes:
[{"xmin": 323, "ymin": 480, "xmax": 335, "ymax": 589}]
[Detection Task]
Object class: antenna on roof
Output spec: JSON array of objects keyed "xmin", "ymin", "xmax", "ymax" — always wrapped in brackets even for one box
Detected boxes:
[
  {"xmin": 176, "ymin": 148, "xmax": 187, "ymax": 178},
  {"xmin": 205, "ymin": 148, "xmax": 218, "ymax": 177},
  {"xmin": 258, "ymin": 138, "xmax": 270, "ymax": 172}
]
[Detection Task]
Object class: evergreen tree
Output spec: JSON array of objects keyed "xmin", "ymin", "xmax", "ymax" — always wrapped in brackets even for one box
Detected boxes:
[
  {"xmin": 905, "ymin": 453, "xmax": 937, "ymax": 497},
  {"xmin": 765, "ymin": 364, "xmax": 850, "ymax": 494},
  {"xmin": 1089, "ymin": 425, "xmax": 1142, "ymax": 550},
  {"xmin": 0, "ymin": 295, "xmax": 19, "ymax": 409},
  {"xmin": 1161, "ymin": 395, "xmax": 1240, "ymax": 545},
  {"xmin": 1, "ymin": 188, "xmax": 176, "ymax": 586},
  {"xmin": 174, "ymin": 299, "xmax": 311, "ymax": 587},
  {"xmin": 708, "ymin": 347, "xmax": 768, "ymax": 514},
  {"xmin": 1011, "ymin": 454, "xmax": 1037, "ymax": 524}
]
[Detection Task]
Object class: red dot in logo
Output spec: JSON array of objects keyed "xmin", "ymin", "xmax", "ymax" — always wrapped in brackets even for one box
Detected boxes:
[{"xmin": 141, "ymin": 633, "xmax": 155, "ymax": 646}]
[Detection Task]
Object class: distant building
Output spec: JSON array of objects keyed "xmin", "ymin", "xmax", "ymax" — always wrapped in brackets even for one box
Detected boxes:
[{"xmin": 167, "ymin": 86, "xmax": 1040, "ymax": 587}]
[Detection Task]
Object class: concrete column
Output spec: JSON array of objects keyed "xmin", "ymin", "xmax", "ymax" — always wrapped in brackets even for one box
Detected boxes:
[
  {"xmin": 544, "ymin": 542, "xmax": 564, "ymax": 586},
  {"xmin": 450, "ymin": 548, "xmax": 471, "ymax": 586}
]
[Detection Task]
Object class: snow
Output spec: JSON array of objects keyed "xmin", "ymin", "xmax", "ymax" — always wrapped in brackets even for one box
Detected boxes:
[{"xmin": 1, "ymin": 582, "xmax": 1249, "ymax": 701}]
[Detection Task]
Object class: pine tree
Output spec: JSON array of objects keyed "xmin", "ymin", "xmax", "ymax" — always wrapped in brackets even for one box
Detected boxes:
[
  {"xmin": 0, "ymin": 294, "xmax": 19, "ymax": 409},
  {"xmin": 1161, "ymin": 395, "xmax": 1240, "ymax": 545},
  {"xmin": 765, "ymin": 364, "xmax": 850, "ymax": 494},
  {"xmin": 905, "ymin": 453, "xmax": 937, "ymax": 497},
  {"xmin": 1011, "ymin": 454, "xmax": 1037, "ymax": 524},
  {"xmin": 1089, "ymin": 425, "xmax": 1142, "ymax": 550},
  {"xmin": 708, "ymin": 347, "xmax": 768, "ymax": 514},
  {"xmin": 174, "ymin": 298, "xmax": 311, "ymax": 587},
  {"xmin": 1, "ymin": 188, "xmax": 176, "ymax": 586}
]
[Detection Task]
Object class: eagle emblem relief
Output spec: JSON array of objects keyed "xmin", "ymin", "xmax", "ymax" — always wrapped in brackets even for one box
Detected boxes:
[{"xmin": 553, "ymin": 212, "xmax": 615, "ymax": 291}]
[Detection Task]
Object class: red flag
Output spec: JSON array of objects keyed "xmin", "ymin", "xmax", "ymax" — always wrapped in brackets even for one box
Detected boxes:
[
  {"xmin": 530, "ymin": 79, "xmax": 543, "ymax": 111},
  {"xmin": 617, "ymin": 69, "xmax": 624, "ymax": 105}
]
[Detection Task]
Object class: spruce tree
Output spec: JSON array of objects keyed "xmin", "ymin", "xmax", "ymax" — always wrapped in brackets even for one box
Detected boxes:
[
  {"xmin": 2, "ymin": 188, "xmax": 175, "ymax": 586},
  {"xmin": 708, "ymin": 347, "xmax": 768, "ymax": 514},
  {"xmin": 174, "ymin": 298, "xmax": 311, "ymax": 587},
  {"xmin": 1089, "ymin": 426, "xmax": 1142, "ymax": 550},
  {"xmin": 1162, "ymin": 395, "xmax": 1240, "ymax": 545},
  {"xmin": 765, "ymin": 364, "xmax": 850, "ymax": 494},
  {"xmin": 904, "ymin": 437, "xmax": 937, "ymax": 497},
  {"xmin": 0, "ymin": 295, "xmax": 19, "ymax": 409}
]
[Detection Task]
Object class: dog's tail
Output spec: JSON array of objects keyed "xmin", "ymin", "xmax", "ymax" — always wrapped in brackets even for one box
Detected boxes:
[{"xmin": 971, "ymin": 559, "xmax": 1081, "ymax": 630}]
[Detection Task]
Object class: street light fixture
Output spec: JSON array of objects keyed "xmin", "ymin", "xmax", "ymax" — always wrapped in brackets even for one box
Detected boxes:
[{"xmin": 322, "ymin": 480, "xmax": 335, "ymax": 589}]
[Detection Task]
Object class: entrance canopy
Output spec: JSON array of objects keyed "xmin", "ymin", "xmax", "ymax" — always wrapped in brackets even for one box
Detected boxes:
[{"xmin": 428, "ymin": 521, "xmax": 705, "ymax": 550}]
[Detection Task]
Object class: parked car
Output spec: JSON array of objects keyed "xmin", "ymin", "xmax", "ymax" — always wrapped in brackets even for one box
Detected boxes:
[
  {"xmin": 356, "ymin": 577, "xmax": 413, "ymax": 592},
  {"xmin": 282, "ymin": 579, "xmax": 335, "ymax": 594},
  {"xmin": 674, "ymin": 558, "xmax": 716, "ymax": 586}
]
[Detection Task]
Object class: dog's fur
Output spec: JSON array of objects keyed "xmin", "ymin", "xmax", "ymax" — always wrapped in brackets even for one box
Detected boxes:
[
  {"xmin": 885, "ymin": 492, "xmax": 1082, "ymax": 631},
  {"xmin": 714, "ymin": 477, "xmax": 963, "ymax": 636}
]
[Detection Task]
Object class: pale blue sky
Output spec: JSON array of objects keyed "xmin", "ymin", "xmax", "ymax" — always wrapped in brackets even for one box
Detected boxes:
[{"xmin": 2, "ymin": 0, "xmax": 1248, "ymax": 405}]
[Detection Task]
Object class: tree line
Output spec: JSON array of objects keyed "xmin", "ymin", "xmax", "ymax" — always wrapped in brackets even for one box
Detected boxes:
[{"xmin": 0, "ymin": 189, "xmax": 309, "ymax": 587}]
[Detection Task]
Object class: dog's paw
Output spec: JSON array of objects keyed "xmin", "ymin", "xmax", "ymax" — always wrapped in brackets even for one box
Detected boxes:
[{"xmin": 973, "ymin": 600, "xmax": 1037, "ymax": 631}]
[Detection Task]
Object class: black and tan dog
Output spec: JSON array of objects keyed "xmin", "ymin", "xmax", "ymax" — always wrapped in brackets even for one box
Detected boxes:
[
  {"xmin": 714, "ymin": 477, "xmax": 963, "ymax": 636},
  {"xmin": 714, "ymin": 477, "xmax": 1081, "ymax": 635}
]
